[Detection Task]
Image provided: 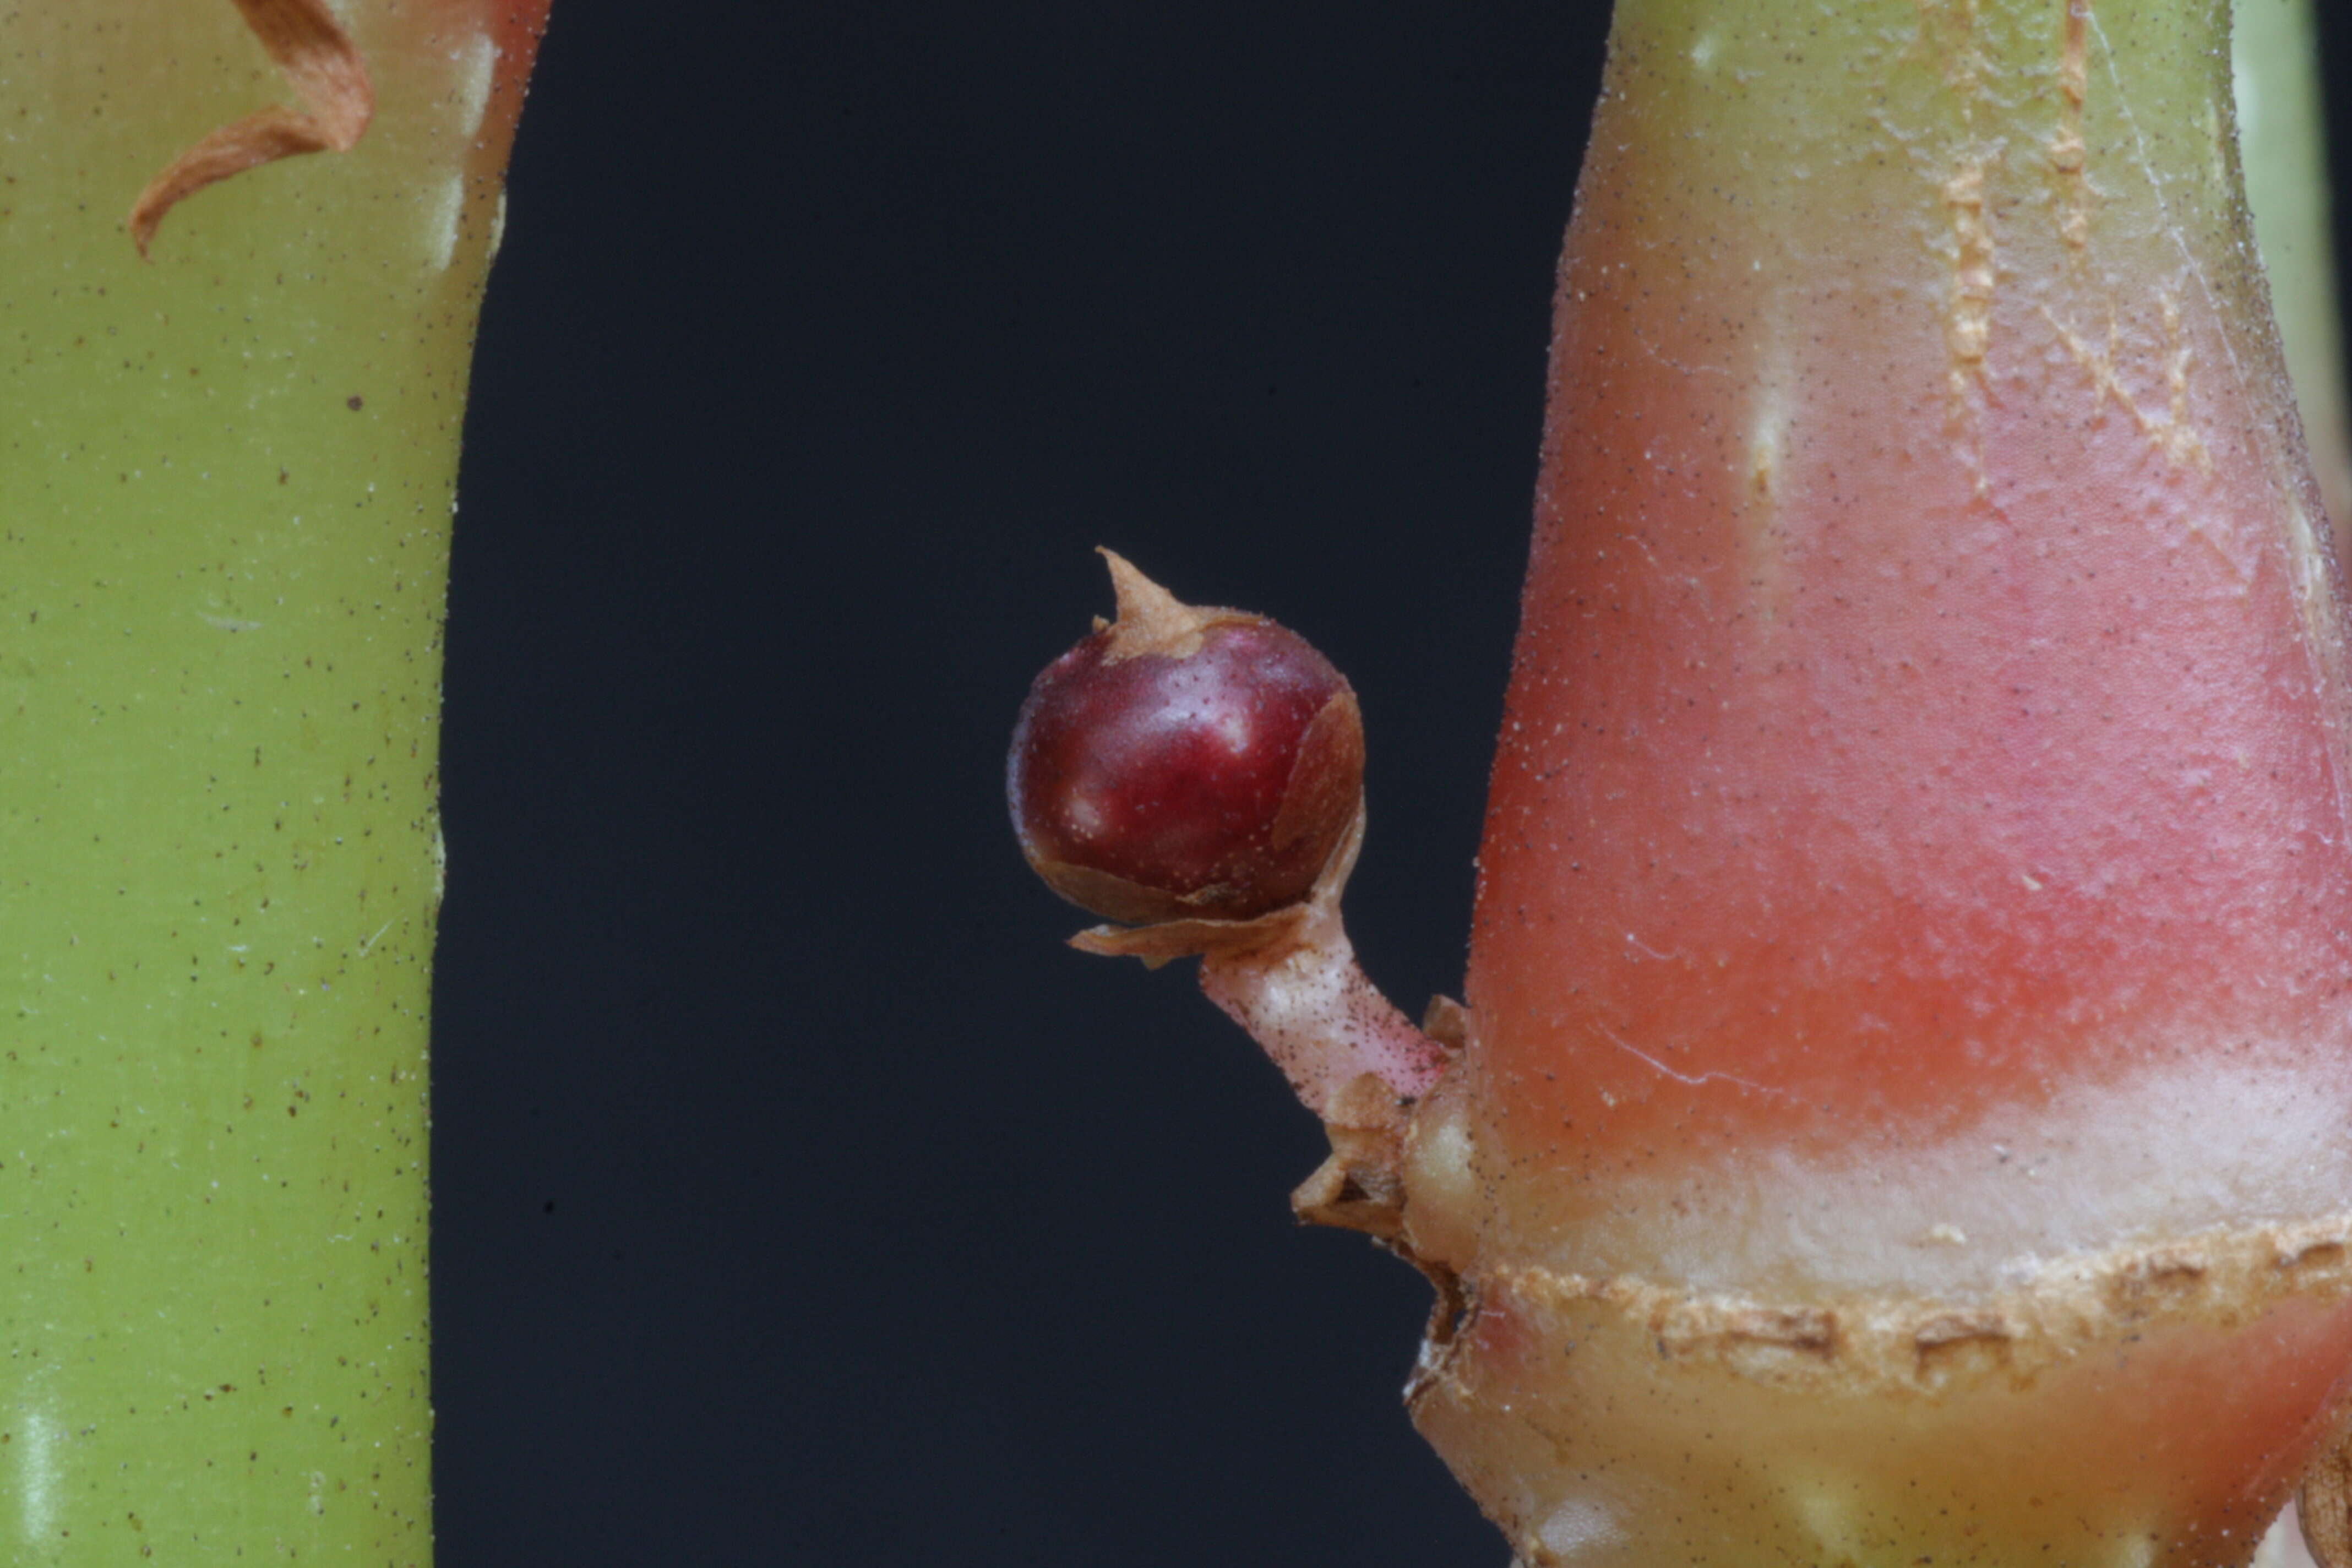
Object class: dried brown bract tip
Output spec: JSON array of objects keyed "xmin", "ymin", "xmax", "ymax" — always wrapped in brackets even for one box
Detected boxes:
[
  {"xmin": 2305, "ymin": 1434, "xmax": 2352, "ymax": 1568},
  {"xmin": 1095, "ymin": 548, "xmax": 1226, "ymax": 662},
  {"xmin": 129, "ymin": 0, "xmax": 375, "ymax": 257}
]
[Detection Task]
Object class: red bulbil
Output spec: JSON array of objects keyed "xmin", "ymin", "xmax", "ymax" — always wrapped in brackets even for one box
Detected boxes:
[{"xmin": 1009, "ymin": 557, "xmax": 1363, "ymax": 927}]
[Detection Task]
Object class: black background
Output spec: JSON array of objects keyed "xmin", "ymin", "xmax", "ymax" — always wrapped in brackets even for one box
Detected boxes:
[{"xmin": 423, "ymin": 6, "xmax": 2350, "ymax": 1565}]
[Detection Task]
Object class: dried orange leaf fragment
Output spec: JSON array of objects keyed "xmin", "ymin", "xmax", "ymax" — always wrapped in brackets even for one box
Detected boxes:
[
  {"xmin": 2304, "ymin": 1432, "xmax": 2352, "ymax": 1568},
  {"xmin": 128, "ymin": 0, "xmax": 374, "ymax": 256}
]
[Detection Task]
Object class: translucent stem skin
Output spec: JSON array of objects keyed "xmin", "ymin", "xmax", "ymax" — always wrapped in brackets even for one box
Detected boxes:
[
  {"xmin": 1197, "ymin": 895, "xmax": 1449, "ymax": 1110},
  {"xmin": 1404, "ymin": 1, "xmax": 2352, "ymax": 1561},
  {"xmin": 0, "ymin": 4, "xmax": 543, "ymax": 1559}
]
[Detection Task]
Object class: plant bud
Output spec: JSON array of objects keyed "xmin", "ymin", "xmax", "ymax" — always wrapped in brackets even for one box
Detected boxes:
[{"xmin": 1009, "ymin": 553, "xmax": 1364, "ymax": 927}]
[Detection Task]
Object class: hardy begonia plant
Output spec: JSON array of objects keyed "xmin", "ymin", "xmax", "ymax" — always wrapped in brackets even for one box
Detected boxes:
[{"xmin": 1016, "ymin": 1, "xmax": 2352, "ymax": 1564}]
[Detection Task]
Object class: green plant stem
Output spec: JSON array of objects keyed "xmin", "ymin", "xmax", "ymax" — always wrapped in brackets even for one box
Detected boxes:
[
  {"xmin": 0, "ymin": 4, "xmax": 537, "ymax": 1559},
  {"xmin": 2235, "ymin": 0, "xmax": 2352, "ymax": 543}
]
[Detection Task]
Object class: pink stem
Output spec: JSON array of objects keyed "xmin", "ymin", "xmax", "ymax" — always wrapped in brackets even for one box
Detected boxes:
[{"xmin": 1196, "ymin": 898, "xmax": 1451, "ymax": 1113}]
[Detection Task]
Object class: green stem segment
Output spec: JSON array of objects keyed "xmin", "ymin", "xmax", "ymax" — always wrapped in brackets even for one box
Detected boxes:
[
  {"xmin": 0, "ymin": 4, "xmax": 541, "ymax": 1559},
  {"xmin": 2235, "ymin": 0, "xmax": 2352, "ymax": 542}
]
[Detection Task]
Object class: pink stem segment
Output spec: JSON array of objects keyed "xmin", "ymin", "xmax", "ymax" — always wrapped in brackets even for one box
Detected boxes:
[{"xmin": 1196, "ymin": 896, "xmax": 1450, "ymax": 1114}]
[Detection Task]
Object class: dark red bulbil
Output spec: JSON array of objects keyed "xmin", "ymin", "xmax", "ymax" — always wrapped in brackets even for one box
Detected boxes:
[{"xmin": 1009, "ymin": 577, "xmax": 1363, "ymax": 928}]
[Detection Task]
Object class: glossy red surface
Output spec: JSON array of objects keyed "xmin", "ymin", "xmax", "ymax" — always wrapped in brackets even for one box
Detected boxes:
[{"xmin": 1010, "ymin": 620, "xmax": 1357, "ymax": 922}]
